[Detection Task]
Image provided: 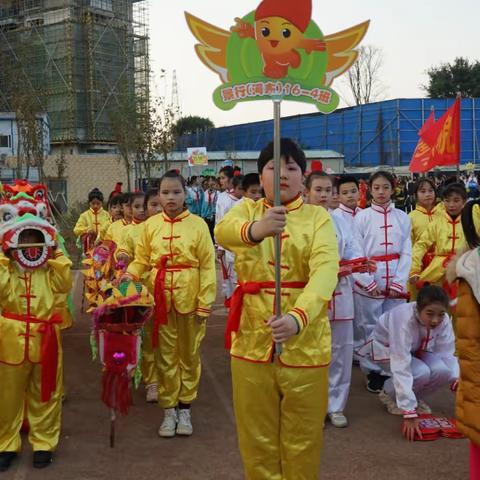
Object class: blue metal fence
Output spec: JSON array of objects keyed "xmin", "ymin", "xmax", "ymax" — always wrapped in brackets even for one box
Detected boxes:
[{"xmin": 177, "ymin": 98, "xmax": 480, "ymax": 168}]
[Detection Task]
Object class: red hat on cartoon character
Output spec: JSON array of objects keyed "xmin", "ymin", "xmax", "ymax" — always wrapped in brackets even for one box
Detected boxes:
[{"xmin": 255, "ymin": 0, "xmax": 312, "ymax": 33}]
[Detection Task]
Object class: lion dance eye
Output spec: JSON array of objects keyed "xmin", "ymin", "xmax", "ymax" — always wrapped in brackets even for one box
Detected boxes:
[
  {"xmin": 261, "ymin": 27, "xmax": 270, "ymax": 37},
  {"xmin": 282, "ymin": 29, "xmax": 291, "ymax": 38},
  {"xmin": 3, "ymin": 212, "xmax": 12, "ymax": 222}
]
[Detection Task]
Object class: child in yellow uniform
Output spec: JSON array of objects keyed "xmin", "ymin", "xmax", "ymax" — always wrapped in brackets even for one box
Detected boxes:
[
  {"xmin": 409, "ymin": 179, "xmax": 442, "ymax": 244},
  {"xmin": 411, "ymin": 182, "xmax": 467, "ymax": 289},
  {"xmin": 118, "ymin": 189, "xmax": 161, "ymax": 403},
  {"xmin": 125, "ymin": 172, "xmax": 216, "ymax": 438},
  {"xmin": 0, "ymin": 229, "xmax": 72, "ymax": 471},
  {"xmin": 104, "ymin": 193, "xmax": 130, "ymax": 244},
  {"xmin": 73, "ymin": 188, "xmax": 111, "ymax": 248},
  {"xmin": 408, "ymin": 179, "xmax": 443, "ymax": 299},
  {"xmin": 215, "ymin": 139, "xmax": 339, "ymax": 480},
  {"xmin": 107, "ymin": 194, "xmax": 123, "ymax": 223}
]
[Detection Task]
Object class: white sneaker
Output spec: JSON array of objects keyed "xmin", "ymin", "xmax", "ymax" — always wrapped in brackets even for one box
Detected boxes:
[
  {"xmin": 379, "ymin": 389, "xmax": 403, "ymax": 416},
  {"xmin": 176, "ymin": 409, "xmax": 193, "ymax": 436},
  {"xmin": 328, "ymin": 412, "xmax": 348, "ymax": 428},
  {"xmin": 158, "ymin": 408, "xmax": 178, "ymax": 438},
  {"xmin": 417, "ymin": 400, "xmax": 432, "ymax": 414},
  {"xmin": 146, "ymin": 384, "xmax": 158, "ymax": 403}
]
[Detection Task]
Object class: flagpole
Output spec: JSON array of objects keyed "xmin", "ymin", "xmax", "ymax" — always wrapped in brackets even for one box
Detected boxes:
[
  {"xmin": 456, "ymin": 92, "xmax": 462, "ymax": 181},
  {"xmin": 273, "ymin": 99, "xmax": 282, "ymax": 355}
]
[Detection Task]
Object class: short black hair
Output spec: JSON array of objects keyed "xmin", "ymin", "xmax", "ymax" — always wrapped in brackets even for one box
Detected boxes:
[
  {"xmin": 417, "ymin": 285, "xmax": 449, "ymax": 311},
  {"xmin": 242, "ymin": 173, "xmax": 260, "ymax": 191},
  {"xmin": 257, "ymin": 138, "xmax": 307, "ymax": 174},
  {"xmin": 369, "ymin": 171, "xmax": 395, "ymax": 189},
  {"xmin": 232, "ymin": 175, "xmax": 244, "ymax": 189},
  {"xmin": 305, "ymin": 171, "xmax": 333, "ymax": 190},
  {"xmin": 107, "ymin": 194, "xmax": 123, "ymax": 208},
  {"xmin": 462, "ymin": 199, "xmax": 480, "ymax": 248},
  {"xmin": 144, "ymin": 188, "xmax": 159, "ymax": 208},
  {"xmin": 443, "ymin": 182, "xmax": 467, "ymax": 201},
  {"xmin": 159, "ymin": 170, "xmax": 187, "ymax": 191},
  {"xmin": 336, "ymin": 175, "xmax": 359, "ymax": 190},
  {"xmin": 129, "ymin": 191, "xmax": 146, "ymax": 205},
  {"xmin": 219, "ymin": 166, "xmax": 234, "ymax": 179},
  {"xmin": 120, "ymin": 192, "xmax": 131, "ymax": 205},
  {"xmin": 88, "ymin": 188, "xmax": 104, "ymax": 203}
]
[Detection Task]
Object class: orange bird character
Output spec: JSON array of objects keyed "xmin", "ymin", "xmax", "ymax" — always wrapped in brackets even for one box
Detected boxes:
[{"xmin": 231, "ymin": 0, "xmax": 325, "ymax": 79}]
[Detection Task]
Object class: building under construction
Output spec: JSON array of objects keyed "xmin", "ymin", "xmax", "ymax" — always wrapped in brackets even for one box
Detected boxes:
[{"xmin": 0, "ymin": 0, "xmax": 149, "ymax": 152}]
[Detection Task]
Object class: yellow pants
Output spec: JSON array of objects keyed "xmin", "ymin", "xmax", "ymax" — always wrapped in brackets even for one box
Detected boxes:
[
  {"xmin": 155, "ymin": 312, "xmax": 206, "ymax": 409},
  {"xmin": 0, "ymin": 349, "xmax": 63, "ymax": 452},
  {"xmin": 231, "ymin": 357, "xmax": 328, "ymax": 480},
  {"xmin": 142, "ymin": 318, "xmax": 158, "ymax": 387}
]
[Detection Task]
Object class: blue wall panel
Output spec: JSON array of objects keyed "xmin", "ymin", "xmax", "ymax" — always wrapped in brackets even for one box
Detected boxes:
[{"xmin": 177, "ymin": 98, "xmax": 480, "ymax": 168}]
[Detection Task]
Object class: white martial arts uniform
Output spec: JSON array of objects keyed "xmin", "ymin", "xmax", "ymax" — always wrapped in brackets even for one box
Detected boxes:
[
  {"xmin": 353, "ymin": 202, "xmax": 412, "ymax": 373},
  {"xmin": 357, "ymin": 302, "xmax": 459, "ymax": 416},
  {"xmin": 328, "ymin": 210, "xmax": 370, "ymax": 414},
  {"xmin": 215, "ymin": 190, "xmax": 241, "ymax": 300},
  {"xmin": 334, "ymin": 204, "xmax": 363, "ymax": 360}
]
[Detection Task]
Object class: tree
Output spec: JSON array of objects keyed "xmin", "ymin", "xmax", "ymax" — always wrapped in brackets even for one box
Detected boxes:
[
  {"xmin": 344, "ymin": 45, "xmax": 386, "ymax": 106},
  {"xmin": 174, "ymin": 116, "xmax": 214, "ymax": 137},
  {"xmin": 424, "ymin": 57, "xmax": 480, "ymax": 98},
  {"xmin": 155, "ymin": 97, "xmax": 181, "ymax": 175},
  {"xmin": 108, "ymin": 80, "xmax": 139, "ymax": 191}
]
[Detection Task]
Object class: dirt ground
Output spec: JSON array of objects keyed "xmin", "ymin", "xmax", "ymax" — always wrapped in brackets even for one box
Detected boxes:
[{"xmin": 5, "ymin": 272, "xmax": 469, "ymax": 479}]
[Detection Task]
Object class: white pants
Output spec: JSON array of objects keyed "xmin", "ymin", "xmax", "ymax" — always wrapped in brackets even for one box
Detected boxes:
[
  {"xmin": 355, "ymin": 294, "xmax": 405, "ymax": 373},
  {"xmin": 220, "ymin": 251, "xmax": 237, "ymax": 300},
  {"xmin": 383, "ymin": 352, "xmax": 456, "ymax": 404},
  {"xmin": 328, "ymin": 321, "xmax": 353, "ymax": 414}
]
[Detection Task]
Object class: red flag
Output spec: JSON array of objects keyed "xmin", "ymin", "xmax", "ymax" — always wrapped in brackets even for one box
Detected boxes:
[{"xmin": 409, "ymin": 98, "xmax": 461, "ymax": 173}]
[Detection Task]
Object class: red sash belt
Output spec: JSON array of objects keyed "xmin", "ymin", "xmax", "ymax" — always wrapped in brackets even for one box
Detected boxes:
[
  {"xmin": 225, "ymin": 281, "xmax": 307, "ymax": 349},
  {"xmin": 153, "ymin": 255, "xmax": 194, "ymax": 348},
  {"xmin": 371, "ymin": 253, "xmax": 401, "ymax": 262},
  {"xmin": 436, "ymin": 253, "xmax": 456, "ymax": 268},
  {"xmin": 3, "ymin": 311, "xmax": 62, "ymax": 402}
]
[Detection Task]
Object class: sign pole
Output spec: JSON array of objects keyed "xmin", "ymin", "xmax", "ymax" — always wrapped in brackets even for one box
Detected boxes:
[{"xmin": 273, "ymin": 99, "xmax": 282, "ymax": 354}]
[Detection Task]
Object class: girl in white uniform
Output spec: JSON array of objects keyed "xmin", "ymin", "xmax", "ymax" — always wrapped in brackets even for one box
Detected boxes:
[
  {"xmin": 306, "ymin": 172, "xmax": 371, "ymax": 428},
  {"xmin": 357, "ymin": 285, "xmax": 459, "ymax": 441},
  {"xmin": 354, "ymin": 171, "xmax": 412, "ymax": 393},
  {"xmin": 215, "ymin": 170, "xmax": 244, "ymax": 304}
]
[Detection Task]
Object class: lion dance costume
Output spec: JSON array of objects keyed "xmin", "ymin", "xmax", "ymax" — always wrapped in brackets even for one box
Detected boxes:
[{"xmin": 0, "ymin": 182, "xmax": 72, "ymax": 456}]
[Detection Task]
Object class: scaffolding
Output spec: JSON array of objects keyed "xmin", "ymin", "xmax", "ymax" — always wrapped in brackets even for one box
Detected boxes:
[{"xmin": 0, "ymin": 0, "xmax": 150, "ymax": 147}]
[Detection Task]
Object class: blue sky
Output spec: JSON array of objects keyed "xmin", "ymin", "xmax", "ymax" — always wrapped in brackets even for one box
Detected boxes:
[{"xmin": 150, "ymin": 0, "xmax": 479, "ymax": 127}]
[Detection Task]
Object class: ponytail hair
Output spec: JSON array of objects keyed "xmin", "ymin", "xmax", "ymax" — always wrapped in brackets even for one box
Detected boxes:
[{"xmin": 461, "ymin": 199, "xmax": 480, "ymax": 249}]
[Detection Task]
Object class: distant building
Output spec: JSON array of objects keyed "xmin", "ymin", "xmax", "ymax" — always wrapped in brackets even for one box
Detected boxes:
[
  {"xmin": 0, "ymin": 112, "xmax": 50, "ymax": 158},
  {"xmin": 0, "ymin": 0, "xmax": 149, "ymax": 153}
]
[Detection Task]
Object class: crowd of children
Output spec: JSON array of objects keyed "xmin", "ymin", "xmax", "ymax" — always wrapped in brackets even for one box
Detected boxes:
[{"xmin": 2, "ymin": 138, "xmax": 479, "ymax": 478}]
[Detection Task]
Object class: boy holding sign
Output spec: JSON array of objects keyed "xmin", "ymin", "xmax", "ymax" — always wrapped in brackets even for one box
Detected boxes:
[{"xmin": 215, "ymin": 139, "xmax": 338, "ymax": 479}]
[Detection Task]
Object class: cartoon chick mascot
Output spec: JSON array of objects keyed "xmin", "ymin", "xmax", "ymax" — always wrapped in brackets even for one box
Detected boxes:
[{"xmin": 231, "ymin": 0, "xmax": 325, "ymax": 79}]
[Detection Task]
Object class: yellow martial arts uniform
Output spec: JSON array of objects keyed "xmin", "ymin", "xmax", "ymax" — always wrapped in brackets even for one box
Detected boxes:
[
  {"xmin": 0, "ymin": 251, "xmax": 72, "ymax": 453},
  {"xmin": 127, "ymin": 210, "xmax": 216, "ymax": 408},
  {"xmin": 409, "ymin": 205, "xmax": 443, "ymax": 244},
  {"xmin": 411, "ymin": 211, "xmax": 466, "ymax": 284},
  {"xmin": 104, "ymin": 218, "xmax": 129, "ymax": 244},
  {"xmin": 73, "ymin": 207, "xmax": 111, "ymax": 241},
  {"xmin": 215, "ymin": 196, "xmax": 339, "ymax": 480},
  {"xmin": 408, "ymin": 205, "xmax": 443, "ymax": 299}
]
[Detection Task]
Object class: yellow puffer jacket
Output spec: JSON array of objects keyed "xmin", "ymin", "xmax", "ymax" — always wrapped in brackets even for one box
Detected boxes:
[{"xmin": 455, "ymin": 277, "xmax": 480, "ymax": 446}]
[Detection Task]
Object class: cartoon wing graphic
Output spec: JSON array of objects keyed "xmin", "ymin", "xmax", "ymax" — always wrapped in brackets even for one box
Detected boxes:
[
  {"xmin": 323, "ymin": 21, "xmax": 370, "ymax": 87},
  {"xmin": 185, "ymin": 12, "xmax": 231, "ymax": 83}
]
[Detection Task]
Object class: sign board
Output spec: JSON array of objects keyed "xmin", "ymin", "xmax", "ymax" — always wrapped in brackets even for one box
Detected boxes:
[
  {"xmin": 187, "ymin": 147, "xmax": 209, "ymax": 167},
  {"xmin": 186, "ymin": 1, "xmax": 369, "ymax": 113}
]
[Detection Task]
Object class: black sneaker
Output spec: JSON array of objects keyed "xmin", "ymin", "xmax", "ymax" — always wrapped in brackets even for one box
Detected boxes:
[
  {"xmin": 0, "ymin": 452, "xmax": 17, "ymax": 472},
  {"xmin": 366, "ymin": 372, "xmax": 387, "ymax": 393},
  {"xmin": 33, "ymin": 451, "xmax": 53, "ymax": 469}
]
